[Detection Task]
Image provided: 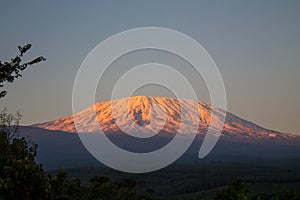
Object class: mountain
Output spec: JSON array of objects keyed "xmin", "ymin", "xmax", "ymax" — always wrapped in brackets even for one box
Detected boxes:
[
  {"xmin": 19, "ymin": 96, "xmax": 300, "ymax": 169},
  {"xmin": 34, "ymin": 96, "xmax": 300, "ymax": 145}
]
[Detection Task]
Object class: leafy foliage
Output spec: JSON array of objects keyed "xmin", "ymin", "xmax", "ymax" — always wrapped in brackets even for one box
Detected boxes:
[
  {"xmin": 0, "ymin": 109, "xmax": 49, "ymax": 200},
  {"xmin": 0, "ymin": 44, "xmax": 45, "ymax": 98},
  {"xmin": 214, "ymin": 179, "xmax": 300, "ymax": 200},
  {"xmin": 214, "ymin": 179, "xmax": 250, "ymax": 200}
]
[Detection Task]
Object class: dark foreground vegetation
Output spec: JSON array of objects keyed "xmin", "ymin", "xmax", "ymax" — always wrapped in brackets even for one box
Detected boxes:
[{"xmin": 52, "ymin": 161, "xmax": 300, "ymax": 200}]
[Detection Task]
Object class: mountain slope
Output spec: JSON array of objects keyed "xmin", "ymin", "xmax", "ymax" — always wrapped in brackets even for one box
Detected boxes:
[{"xmin": 34, "ymin": 96, "xmax": 300, "ymax": 145}]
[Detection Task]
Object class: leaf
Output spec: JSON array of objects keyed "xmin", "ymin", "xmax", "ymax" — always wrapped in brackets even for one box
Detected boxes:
[{"xmin": 18, "ymin": 44, "xmax": 32, "ymax": 56}]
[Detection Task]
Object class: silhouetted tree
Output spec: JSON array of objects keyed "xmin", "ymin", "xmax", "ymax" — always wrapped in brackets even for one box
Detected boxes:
[
  {"xmin": 0, "ymin": 110, "xmax": 50, "ymax": 200},
  {"xmin": 214, "ymin": 179, "xmax": 250, "ymax": 200},
  {"xmin": 0, "ymin": 44, "xmax": 45, "ymax": 98},
  {"xmin": 0, "ymin": 44, "xmax": 49, "ymax": 199}
]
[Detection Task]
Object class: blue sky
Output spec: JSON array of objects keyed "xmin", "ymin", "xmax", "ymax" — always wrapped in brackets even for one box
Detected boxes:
[{"xmin": 0, "ymin": 0, "xmax": 299, "ymax": 134}]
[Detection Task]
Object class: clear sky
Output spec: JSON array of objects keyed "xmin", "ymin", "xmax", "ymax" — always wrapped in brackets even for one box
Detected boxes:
[{"xmin": 0, "ymin": 0, "xmax": 299, "ymax": 134}]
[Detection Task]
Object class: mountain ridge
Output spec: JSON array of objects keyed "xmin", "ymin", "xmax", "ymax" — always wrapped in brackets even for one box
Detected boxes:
[{"xmin": 33, "ymin": 96, "xmax": 300, "ymax": 145}]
